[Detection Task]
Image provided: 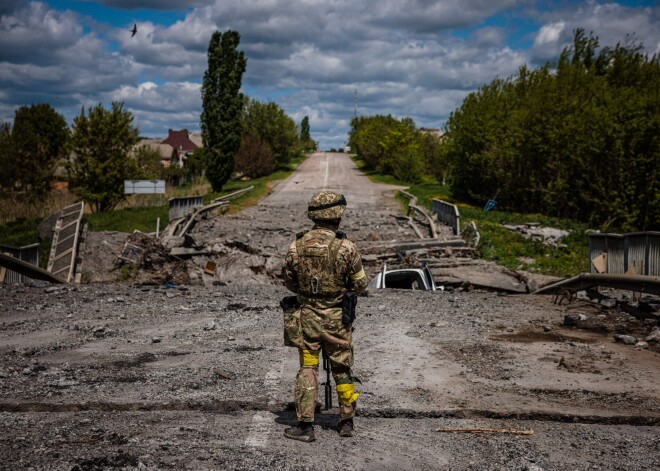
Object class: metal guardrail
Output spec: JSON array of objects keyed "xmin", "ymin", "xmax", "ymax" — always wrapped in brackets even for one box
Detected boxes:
[
  {"xmin": 169, "ymin": 196, "xmax": 203, "ymax": 222},
  {"xmin": 212, "ymin": 185, "xmax": 254, "ymax": 203},
  {"xmin": 431, "ymin": 199, "xmax": 460, "ymax": 236},
  {"xmin": 47, "ymin": 202, "xmax": 85, "ymax": 283},
  {"xmin": 0, "ymin": 243, "xmax": 39, "ymax": 284},
  {"xmin": 589, "ymin": 232, "xmax": 660, "ymax": 276}
]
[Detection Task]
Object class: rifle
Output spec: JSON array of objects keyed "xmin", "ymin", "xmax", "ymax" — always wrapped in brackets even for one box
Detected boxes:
[{"xmin": 321, "ymin": 347, "xmax": 332, "ymax": 410}]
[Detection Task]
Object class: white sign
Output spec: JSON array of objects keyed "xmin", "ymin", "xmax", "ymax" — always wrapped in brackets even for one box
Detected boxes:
[{"xmin": 124, "ymin": 180, "xmax": 166, "ymax": 194}]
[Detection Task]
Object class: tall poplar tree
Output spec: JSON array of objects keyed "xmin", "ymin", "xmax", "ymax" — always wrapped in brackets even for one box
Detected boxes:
[
  {"xmin": 300, "ymin": 115, "xmax": 312, "ymax": 150},
  {"xmin": 201, "ymin": 30, "xmax": 247, "ymax": 192}
]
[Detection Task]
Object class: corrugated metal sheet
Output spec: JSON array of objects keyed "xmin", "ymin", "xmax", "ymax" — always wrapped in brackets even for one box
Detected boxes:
[
  {"xmin": 169, "ymin": 196, "xmax": 203, "ymax": 222},
  {"xmin": 589, "ymin": 235, "xmax": 608, "ymax": 272},
  {"xmin": 607, "ymin": 236, "xmax": 625, "ymax": 274},
  {"xmin": 648, "ymin": 233, "xmax": 660, "ymax": 276},
  {"xmin": 588, "ymin": 231, "xmax": 660, "ymax": 276},
  {"xmin": 431, "ymin": 199, "xmax": 460, "ymax": 236},
  {"xmin": 626, "ymin": 233, "xmax": 647, "ymax": 275},
  {"xmin": 0, "ymin": 243, "xmax": 40, "ymax": 284}
]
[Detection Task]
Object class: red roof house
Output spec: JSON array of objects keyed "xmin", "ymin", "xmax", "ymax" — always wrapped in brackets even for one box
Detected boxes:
[{"xmin": 161, "ymin": 129, "xmax": 199, "ymax": 166}]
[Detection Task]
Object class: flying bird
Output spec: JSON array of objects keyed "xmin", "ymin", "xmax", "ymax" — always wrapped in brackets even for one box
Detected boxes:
[{"xmin": 130, "ymin": 23, "xmax": 137, "ymax": 37}]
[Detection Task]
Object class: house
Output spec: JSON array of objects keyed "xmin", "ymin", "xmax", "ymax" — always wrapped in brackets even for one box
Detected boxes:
[
  {"xmin": 135, "ymin": 139, "xmax": 176, "ymax": 167},
  {"xmin": 189, "ymin": 131, "xmax": 203, "ymax": 149},
  {"xmin": 419, "ymin": 128, "xmax": 445, "ymax": 140},
  {"xmin": 161, "ymin": 129, "xmax": 200, "ymax": 167}
]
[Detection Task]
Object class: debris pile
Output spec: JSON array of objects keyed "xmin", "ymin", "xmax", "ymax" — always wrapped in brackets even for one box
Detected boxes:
[
  {"xmin": 114, "ymin": 231, "xmax": 190, "ymax": 285},
  {"xmin": 555, "ymin": 287, "xmax": 660, "ymax": 352},
  {"xmin": 503, "ymin": 223, "xmax": 569, "ymax": 247}
]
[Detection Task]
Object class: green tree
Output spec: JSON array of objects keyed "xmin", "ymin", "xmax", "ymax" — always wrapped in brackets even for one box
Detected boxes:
[
  {"xmin": 242, "ymin": 99, "xmax": 300, "ymax": 166},
  {"xmin": 235, "ymin": 135, "xmax": 276, "ymax": 178},
  {"xmin": 441, "ymin": 29, "xmax": 659, "ymax": 231},
  {"xmin": 201, "ymin": 30, "xmax": 247, "ymax": 192},
  {"xmin": 0, "ymin": 122, "xmax": 15, "ymax": 197},
  {"xmin": 300, "ymin": 115, "xmax": 314, "ymax": 150},
  {"xmin": 185, "ymin": 147, "xmax": 207, "ymax": 180},
  {"xmin": 68, "ymin": 102, "xmax": 140, "ymax": 212},
  {"xmin": 5, "ymin": 104, "xmax": 68, "ymax": 203},
  {"xmin": 132, "ymin": 145, "xmax": 164, "ymax": 180},
  {"xmin": 348, "ymin": 114, "xmax": 425, "ymax": 183}
]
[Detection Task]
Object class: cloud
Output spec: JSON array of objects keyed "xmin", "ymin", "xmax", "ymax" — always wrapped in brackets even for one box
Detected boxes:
[
  {"xmin": 107, "ymin": 82, "xmax": 202, "ymax": 135},
  {"xmin": 531, "ymin": 2, "xmax": 660, "ymax": 64},
  {"xmin": 1, "ymin": 1, "xmax": 659, "ymax": 149},
  {"xmin": 0, "ymin": 2, "xmax": 83, "ymax": 64},
  {"xmin": 105, "ymin": 81, "xmax": 201, "ymax": 113},
  {"xmin": 365, "ymin": 0, "xmax": 529, "ymax": 32},
  {"xmin": 86, "ymin": 0, "xmax": 212, "ymax": 10}
]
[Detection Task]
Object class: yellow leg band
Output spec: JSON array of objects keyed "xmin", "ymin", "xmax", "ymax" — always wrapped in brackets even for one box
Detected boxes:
[
  {"xmin": 299, "ymin": 349, "xmax": 319, "ymax": 367},
  {"xmin": 350, "ymin": 268, "xmax": 366, "ymax": 281},
  {"xmin": 336, "ymin": 382, "xmax": 360, "ymax": 406}
]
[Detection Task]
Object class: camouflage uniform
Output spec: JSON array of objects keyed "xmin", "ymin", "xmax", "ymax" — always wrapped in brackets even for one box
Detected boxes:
[{"xmin": 282, "ymin": 192, "xmax": 368, "ymax": 425}]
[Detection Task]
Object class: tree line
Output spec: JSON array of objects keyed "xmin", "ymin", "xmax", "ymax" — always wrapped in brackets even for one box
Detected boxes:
[
  {"xmin": 349, "ymin": 29, "xmax": 659, "ymax": 231},
  {"xmin": 348, "ymin": 115, "xmax": 443, "ymax": 184},
  {"xmin": 0, "ymin": 30, "xmax": 314, "ymax": 214}
]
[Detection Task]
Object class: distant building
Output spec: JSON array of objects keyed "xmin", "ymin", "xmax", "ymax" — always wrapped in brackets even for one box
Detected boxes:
[
  {"xmin": 161, "ymin": 129, "xmax": 200, "ymax": 166},
  {"xmin": 189, "ymin": 131, "xmax": 203, "ymax": 149},
  {"xmin": 135, "ymin": 139, "xmax": 176, "ymax": 167},
  {"xmin": 419, "ymin": 128, "xmax": 445, "ymax": 140}
]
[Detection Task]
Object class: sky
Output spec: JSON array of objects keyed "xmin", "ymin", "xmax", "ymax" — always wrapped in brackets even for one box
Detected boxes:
[{"xmin": 1, "ymin": 1, "xmax": 659, "ymax": 150}]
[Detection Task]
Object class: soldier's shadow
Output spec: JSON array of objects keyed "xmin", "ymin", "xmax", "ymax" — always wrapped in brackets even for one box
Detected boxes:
[{"xmin": 273, "ymin": 402, "xmax": 339, "ymax": 431}]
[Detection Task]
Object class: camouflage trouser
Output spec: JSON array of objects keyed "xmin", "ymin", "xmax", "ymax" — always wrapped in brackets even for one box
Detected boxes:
[{"xmin": 294, "ymin": 305, "xmax": 358, "ymax": 422}]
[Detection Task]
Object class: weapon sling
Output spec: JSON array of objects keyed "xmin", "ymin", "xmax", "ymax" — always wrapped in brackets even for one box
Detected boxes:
[{"xmin": 321, "ymin": 347, "xmax": 332, "ymax": 410}]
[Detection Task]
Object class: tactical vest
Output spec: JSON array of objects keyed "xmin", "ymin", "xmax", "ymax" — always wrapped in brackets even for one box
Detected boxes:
[{"xmin": 295, "ymin": 230, "xmax": 346, "ymax": 298}]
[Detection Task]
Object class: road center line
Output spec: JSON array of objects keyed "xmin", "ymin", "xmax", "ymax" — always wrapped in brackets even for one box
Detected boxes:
[
  {"xmin": 244, "ymin": 363, "xmax": 284, "ymax": 448},
  {"xmin": 323, "ymin": 153, "xmax": 330, "ymax": 189}
]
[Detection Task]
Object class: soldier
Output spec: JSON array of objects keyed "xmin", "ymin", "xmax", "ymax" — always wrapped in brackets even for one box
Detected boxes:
[{"xmin": 281, "ymin": 191, "xmax": 368, "ymax": 442}]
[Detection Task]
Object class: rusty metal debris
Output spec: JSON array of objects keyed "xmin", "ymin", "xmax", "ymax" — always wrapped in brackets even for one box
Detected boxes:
[
  {"xmin": 204, "ymin": 261, "xmax": 216, "ymax": 276},
  {"xmin": 552, "ymin": 287, "xmax": 578, "ymax": 305}
]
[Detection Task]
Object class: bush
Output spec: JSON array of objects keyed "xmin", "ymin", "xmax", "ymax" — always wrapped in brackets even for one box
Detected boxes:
[{"xmin": 234, "ymin": 135, "xmax": 276, "ymax": 178}]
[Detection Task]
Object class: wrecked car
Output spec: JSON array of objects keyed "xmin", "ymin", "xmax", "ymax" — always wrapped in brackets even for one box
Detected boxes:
[{"xmin": 367, "ymin": 263, "xmax": 437, "ymax": 291}]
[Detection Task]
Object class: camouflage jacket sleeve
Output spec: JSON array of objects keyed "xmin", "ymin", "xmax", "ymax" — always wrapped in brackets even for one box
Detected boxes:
[
  {"xmin": 342, "ymin": 240, "xmax": 368, "ymax": 293},
  {"xmin": 282, "ymin": 240, "xmax": 299, "ymax": 293}
]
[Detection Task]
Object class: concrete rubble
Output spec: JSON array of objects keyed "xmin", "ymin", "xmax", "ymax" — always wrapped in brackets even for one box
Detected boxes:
[{"xmin": 1, "ymin": 153, "xmax": 660, "ymax": 469}]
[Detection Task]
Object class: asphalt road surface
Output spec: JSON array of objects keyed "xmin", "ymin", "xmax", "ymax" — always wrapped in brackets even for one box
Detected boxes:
[
  {"xmin": 1, "ymin": 153, "xmax": 658, "ymax": 470},
  {"xmin": 263, "ymin": 151, "xmax": 403, "ymax": 210}
]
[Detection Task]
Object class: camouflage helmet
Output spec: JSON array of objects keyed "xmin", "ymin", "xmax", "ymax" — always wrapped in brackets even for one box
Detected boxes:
[{"xmin": 307, "ymin": 191, "xmax": 347, "ymax": 221}]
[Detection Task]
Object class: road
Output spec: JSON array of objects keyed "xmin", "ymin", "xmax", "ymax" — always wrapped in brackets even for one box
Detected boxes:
[
  {"xmin": 263, "ymin": 152, "xmax": 403, "ymax": 211},
  {"xmin": 1, "ymin": 153, "xmax": 659, "ymax": 470}
]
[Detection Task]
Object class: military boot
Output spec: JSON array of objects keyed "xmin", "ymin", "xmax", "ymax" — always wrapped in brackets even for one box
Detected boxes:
[
  {"xmin": 338, "ymin": 418, "xmax": 354, "ymax": 437},
  {"xmin": 284, "ymin": 422, "xmax": 315, "ymax": 442}
]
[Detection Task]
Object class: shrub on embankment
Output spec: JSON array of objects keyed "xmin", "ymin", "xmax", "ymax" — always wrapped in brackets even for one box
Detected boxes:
[
  {"xmin": 443, "ymin": 29, "xmax": 659, "ymax": 232},
  {"xmin": 349, "ymin": 30, "xmax": 659, "ymax": 233}
]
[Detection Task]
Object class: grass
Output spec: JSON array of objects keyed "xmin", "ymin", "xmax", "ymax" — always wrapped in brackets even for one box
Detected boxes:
[
  {"xmin": 86, "ymin": 205, "xmax": 169, "ymax": 233},
  {"xmin": 2, "ymin": 153, "xmax": 588, "ymax": 277},
  {"xmin": 0, "ymin": 153, "xmax": 312, "ymax": 242},
  {"xmin": 352, "ymin": 157, "xmax": 408, "ymax": 186},
  {"xmin": 352, "ymin": 157, "xmax": 590, "ymax": 278},
  {"xmin": 0, "ymin": 217, "xmax": 52, "ymax": 269},
  {"xmin": 401, "ymin": 183, "xmax": 590, "ymax": 277}
]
